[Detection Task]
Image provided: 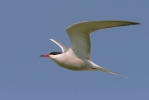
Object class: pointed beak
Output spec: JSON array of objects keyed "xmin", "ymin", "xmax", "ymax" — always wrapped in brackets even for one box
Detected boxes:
[
  {"xmin": 40, "ymin": 55, "xmax": 45, "ymax": 57},
  {"xmin": 40, "ymin": 54, "xmax": 50, "ymax": 58}
]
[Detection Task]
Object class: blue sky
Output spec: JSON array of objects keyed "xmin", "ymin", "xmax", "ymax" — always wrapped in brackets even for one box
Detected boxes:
[{"xmin": 1, "ymin": 0, "xmax": 149, "ymax": 100}]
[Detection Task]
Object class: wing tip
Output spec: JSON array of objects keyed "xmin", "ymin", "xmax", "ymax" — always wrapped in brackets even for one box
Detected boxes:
[
  {"xmin": 113, "ymin": 21, "xmax": 141, "ymax": 28},
  {"xmin": 131, "ymin": 22, "xmax": 141, "ymax": 25},
  {"xmin": 102, "ymin": 20, "xmax": 141, "ymax": 25},
  {"xmin": 50, "ymin": 38, "xmax": 54, "ymax": 42}
]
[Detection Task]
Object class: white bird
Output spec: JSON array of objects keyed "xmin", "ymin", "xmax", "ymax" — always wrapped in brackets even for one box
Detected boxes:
[{"xmin": 40, "ymin": 20, "xmax": 140, "ymax": 77}]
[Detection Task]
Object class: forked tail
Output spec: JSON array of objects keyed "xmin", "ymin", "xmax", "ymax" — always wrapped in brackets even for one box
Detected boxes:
[
  {"xmin": 96, "ymin": 66, "xmax": 128, "ymax": 78},
  {"xmin": 90, "ymin": 61, "xmax": 127, "ymax": 78}
]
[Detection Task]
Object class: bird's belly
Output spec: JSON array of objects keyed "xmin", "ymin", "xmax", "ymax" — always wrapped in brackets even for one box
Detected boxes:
[{"xmin": 53, "ymin": 58, "xmax": 88, "ymax": 71}]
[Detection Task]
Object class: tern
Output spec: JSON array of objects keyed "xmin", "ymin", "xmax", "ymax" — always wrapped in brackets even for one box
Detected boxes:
[{"xmin": 40, "ymin": 20, "xmax": 140, "ymax": 77}]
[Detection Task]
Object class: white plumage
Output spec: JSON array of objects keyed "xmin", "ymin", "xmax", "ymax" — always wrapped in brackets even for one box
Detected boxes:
[{"xmin": 41, "ymin": 20, "xmax": 140, "ymax": 77}]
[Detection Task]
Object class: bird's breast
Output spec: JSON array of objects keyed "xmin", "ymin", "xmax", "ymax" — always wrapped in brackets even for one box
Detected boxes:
[{"xmin": 52, "ymin": 55, "xmax": 89, "ymax": 71}]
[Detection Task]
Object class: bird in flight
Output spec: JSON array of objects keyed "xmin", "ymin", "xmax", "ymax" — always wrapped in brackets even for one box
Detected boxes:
[{"xmin": 40, "ymin": 20, "xmax": 140, "ymax": 77}]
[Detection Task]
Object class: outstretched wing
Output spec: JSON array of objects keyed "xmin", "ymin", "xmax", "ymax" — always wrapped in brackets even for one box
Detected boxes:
[
  {"xmin": 50, "ymin": 39, "xmax": 69, "ymax": 53},
  {"xmin": 66, "ymin": 20, "xmax": 140, "ymax": 59}
]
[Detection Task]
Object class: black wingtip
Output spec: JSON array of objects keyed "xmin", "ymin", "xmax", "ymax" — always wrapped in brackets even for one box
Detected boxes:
[{"xmin": 133, "ymin": 22, "xmax": 141, "ymax": 25}]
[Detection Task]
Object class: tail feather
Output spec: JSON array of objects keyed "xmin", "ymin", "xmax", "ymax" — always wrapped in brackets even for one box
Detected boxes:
[
  {"xmin": 89, "ymin": 61, "xmax": 127, "ymax": 78},
  {"xmin": 97, "ymin": 67, "xmax": 128, "ymax": 78}
]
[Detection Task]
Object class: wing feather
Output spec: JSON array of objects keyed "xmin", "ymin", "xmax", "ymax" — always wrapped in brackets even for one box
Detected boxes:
[
  {"xmin": 50, "ymin": 39, "xmax": 69, "ymax": 53},
  {"xmin": 66, "ymin": 20, "xmax": 140, "ymax": 59}
]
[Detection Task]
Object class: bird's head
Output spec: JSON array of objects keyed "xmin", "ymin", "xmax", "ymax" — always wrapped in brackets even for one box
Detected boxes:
[{"xmin": 40, "ymin": 52, "xmax": 62, "ymax": 58}]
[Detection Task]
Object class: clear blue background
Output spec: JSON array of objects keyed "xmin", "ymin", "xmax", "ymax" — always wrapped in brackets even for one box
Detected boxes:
[{"xmin": 1, "ymin": 0, "xmax": 149, "ymax": 100}]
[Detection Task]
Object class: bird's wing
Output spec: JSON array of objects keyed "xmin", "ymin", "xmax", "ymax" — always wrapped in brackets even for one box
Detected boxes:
[
  {"xmin": 66, "ymin": 20, "xmax": 140, "ymax": 59},
  {"xmin": 50, "ymin": 39, "xmax": 69, "ymax": 53}
]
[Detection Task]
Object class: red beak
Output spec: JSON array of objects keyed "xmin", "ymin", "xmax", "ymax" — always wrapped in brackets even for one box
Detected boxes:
[{"xmin": 40, "ymin": 54, "xmax": 50, "ymax": 58}]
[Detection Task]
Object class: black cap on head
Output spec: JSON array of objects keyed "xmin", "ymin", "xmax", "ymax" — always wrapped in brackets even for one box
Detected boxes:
[{"xmin": 49, "ymin": 52, "xmax": 62, "ymax": 55}]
